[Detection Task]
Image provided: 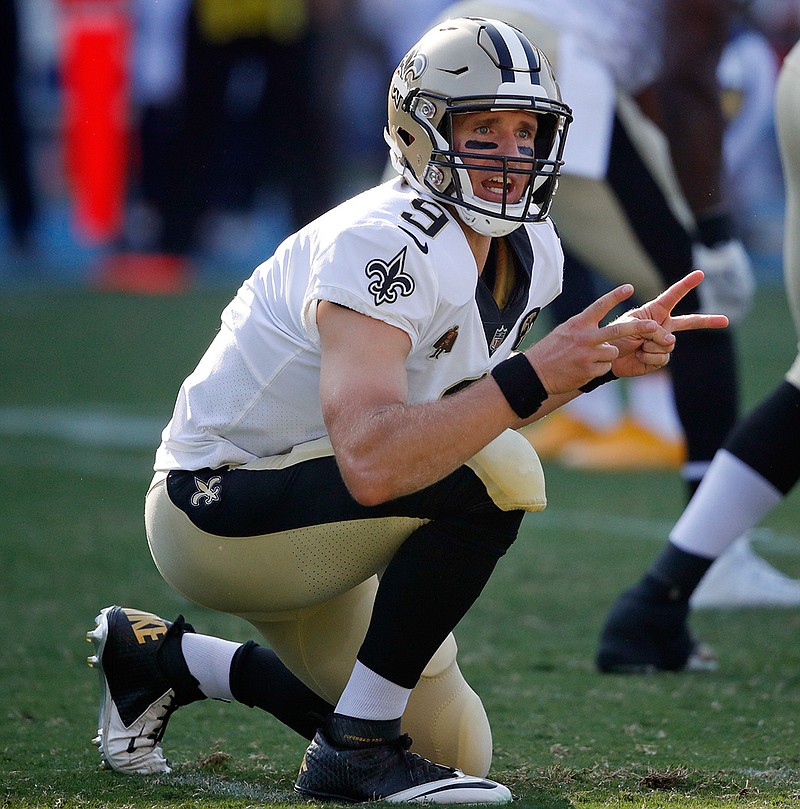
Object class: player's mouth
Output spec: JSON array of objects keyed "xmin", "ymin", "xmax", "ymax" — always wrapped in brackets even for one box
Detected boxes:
[{"xmin": 480, "ymin": 174, "xmax": 522, "ymax": 203}]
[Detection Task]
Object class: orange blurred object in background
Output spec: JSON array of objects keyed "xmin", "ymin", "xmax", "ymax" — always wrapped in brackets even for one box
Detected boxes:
[{"xmin": 60, "ymin": 0, "xmax": 130, "ymax": 244}]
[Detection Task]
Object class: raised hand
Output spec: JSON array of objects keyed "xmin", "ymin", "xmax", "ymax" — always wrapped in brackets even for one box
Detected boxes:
[
  {"xmin": 526, "ymin": 271, "xmax": 730, "ymax": 393},
  {"xmin": 629, "ymin": 270, "xmax": 730, "ymax": 332},
  {"xmin": 609, "ymin": 270, "xmax": 729, "ymax": 378},
  {"xmin": 525, "ymin": 283, "xmax": 663, "ymax": 394}
]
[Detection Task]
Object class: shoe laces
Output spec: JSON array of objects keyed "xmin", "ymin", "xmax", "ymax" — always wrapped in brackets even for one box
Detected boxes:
[
  {"xmin": 395, "ymin": 734, "xmax": 413, "ymax": 751},
  {"xmin": 395, "ymin": 734, "xmax": 456, "ymax": 780},
  {"xmin": 148, "ymin": 693, "xmax": 178, "ymax": 744}
]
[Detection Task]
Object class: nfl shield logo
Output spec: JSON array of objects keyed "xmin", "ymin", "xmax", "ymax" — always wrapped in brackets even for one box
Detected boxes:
[{"xmin": 490, "ymin": 326, "xmax": 508, "ymax": 354}]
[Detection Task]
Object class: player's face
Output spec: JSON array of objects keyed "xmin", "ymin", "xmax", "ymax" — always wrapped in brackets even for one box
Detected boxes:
[{"xmin": 450, "ymin": 109, "xmax": 538, "ymax": 205}]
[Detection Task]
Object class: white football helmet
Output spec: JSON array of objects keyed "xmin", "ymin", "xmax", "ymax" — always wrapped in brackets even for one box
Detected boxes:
[{"xmin": 386, "ymin": 16, "xmax": 572, "ymax": 237}]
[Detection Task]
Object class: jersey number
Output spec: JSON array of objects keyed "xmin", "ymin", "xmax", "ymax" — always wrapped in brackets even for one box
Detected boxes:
[{"xmin": 399, "ymin": 199, "xmax": 449, "ymax": 252}]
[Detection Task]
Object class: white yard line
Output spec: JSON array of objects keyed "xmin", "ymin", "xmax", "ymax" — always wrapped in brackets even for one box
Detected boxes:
[{"xmin": 0, "ymin": 405, "xmax": 163, "ymax": 447}]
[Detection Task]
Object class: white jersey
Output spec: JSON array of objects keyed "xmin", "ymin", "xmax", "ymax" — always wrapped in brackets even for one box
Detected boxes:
[
  {"xmin": 155, "ymin": 178, "xmax": 564, "ymax": 471},
  {"xmin": 470, "ymin": 0, "xmax": 664, "ymax": 95}
]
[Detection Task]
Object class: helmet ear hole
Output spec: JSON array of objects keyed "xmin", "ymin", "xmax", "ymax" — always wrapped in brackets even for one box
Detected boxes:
[{"xmin": 398, "ymin": 128, "xmax": 415, "ymax": 147}]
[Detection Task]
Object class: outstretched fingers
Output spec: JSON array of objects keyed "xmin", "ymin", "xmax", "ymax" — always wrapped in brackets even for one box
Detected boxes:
[
  {"xmin": 635, "ymin": 270, "xmax": 730, "ymax": 334},
  {"xmin": 669, "ymin": 312, "xmax": 730, "ymax": 332},
  {"xmin": 579, "ymin": 283, "xmax": 636, "ymax": 326},
  {"xmin": 599, "ymin": 314, "xmax": 662, "ymax": 344},
  {"xmin": 648, "ymin": 269, "xmax": 705, "ymax": 316}
]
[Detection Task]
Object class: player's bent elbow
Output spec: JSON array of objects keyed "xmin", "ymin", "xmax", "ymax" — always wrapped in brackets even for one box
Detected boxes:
[
  {"xmin": 350, "ymin": 487, "xmax": 392, "ymax": 508},
  {"xmin": 343, "ymin": 473, "xmax": 396, "ymax": 507},
  {"xmin": 338, "ymin": 458, "xmax": 400, "ymax": 507}
]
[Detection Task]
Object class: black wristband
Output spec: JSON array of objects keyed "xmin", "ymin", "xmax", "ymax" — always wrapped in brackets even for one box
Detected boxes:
[
  {"xmin": 491, "ymin": 353, "xmax": 548, "ymax": 419},
  {"xmin": 695, "ymin": 210, "xmax": 734, "ymax": 247},
  {"xmin": 579, "ymin": 369, "xmax": 618, "ymax": 393}
]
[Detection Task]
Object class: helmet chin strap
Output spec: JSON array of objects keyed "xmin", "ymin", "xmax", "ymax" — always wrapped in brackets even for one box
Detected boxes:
[
  {"xmin": 384, "ymin": 128, "xmax": 406, "ymax": 179},
  {"xmin": 455, "ymin": 205, "xmax": 523, "ymax": 238},
  {"xmin": 452, "ymin": 162, "xmax": 529, "ymax": 237}
]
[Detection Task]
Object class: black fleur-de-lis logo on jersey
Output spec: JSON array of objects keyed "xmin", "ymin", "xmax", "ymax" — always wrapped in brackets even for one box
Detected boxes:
[{"xmin": 365, "ymin": 247, "xmax": 416, "ymax": 306}]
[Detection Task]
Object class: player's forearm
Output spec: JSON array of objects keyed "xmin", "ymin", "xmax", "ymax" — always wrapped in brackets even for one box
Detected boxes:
[
  {"xmin": 661, "ymin": 77, "xmax": 726, "ymax": 213},
  {"xmin": 521, "ymin": 390, "xmax": 579, "ymax": 423},
  {"xmin": 326, "ymin": 375, "xmax": 519, "ymax": 506},
  {"xmin": 661, "ymin": 0, "xmax": 732, "ymax": 213}
]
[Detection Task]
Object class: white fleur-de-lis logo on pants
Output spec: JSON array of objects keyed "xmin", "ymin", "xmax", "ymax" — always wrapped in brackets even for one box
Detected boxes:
[{"xmin": 190, "ymin": 475, "xmax": 222, "ymax": 506}]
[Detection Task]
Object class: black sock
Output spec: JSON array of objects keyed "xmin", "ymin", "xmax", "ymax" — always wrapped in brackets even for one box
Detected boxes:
[
  {"xmin": 639, "ymin": 542, "xmax": 714, "ymax": 603},
  {"xmin": 359, "ymin": 505, "xmax": 522, "ymax": 688},
  {"xmin": 670, "ymin": 328, "xmax": 739, "ymax": 469},
  {"xmin": 325, "ymin": 714, "xmax": 402, "ymax": 748},
  {"xmin": 723, "ymin": 380, "xmax": 800, "ymax": 494},
  {"xmin": 156, "ymin": 615, "xmax": 206, "ymax": 706},
  {"xmin": 229, "ymin": 641, "xmax": 333, "ymax": 739}
]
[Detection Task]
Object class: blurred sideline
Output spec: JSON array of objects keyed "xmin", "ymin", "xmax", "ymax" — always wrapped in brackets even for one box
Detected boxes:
[
  {"xmin": 0, "ymin": 0, "xmax": 792, "ymax": 290},
  {"xmin": 0, "ymin": 0, "xmax": 453, "ymax": 289}
]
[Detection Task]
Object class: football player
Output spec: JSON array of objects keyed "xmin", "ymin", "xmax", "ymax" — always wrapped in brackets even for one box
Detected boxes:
[
  {"xmin": 428, "ymin": 0, "xmax": 755, "ymax": 671},
  {"xmin": 597, "ymin": 39, "xmax": 800, "ymax": 672},
  {"xmin": 86, "ymin": 17, "xmax": 726, "ymax": 803}
]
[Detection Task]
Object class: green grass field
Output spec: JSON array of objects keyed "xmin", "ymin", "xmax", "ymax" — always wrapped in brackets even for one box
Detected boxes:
[{"xmin": 1, "ymin": 280, "xmax": 799, "ymax": 808}]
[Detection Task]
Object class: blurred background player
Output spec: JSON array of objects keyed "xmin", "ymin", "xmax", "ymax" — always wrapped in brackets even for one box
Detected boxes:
[
  {"xmin": 429, "ymin": 0, "xmax": 754, "ymax": 499},
  {"xmin": 523, "ymin": 8, "xmax": 783, "ymax": 474},
  {"xmin": 597, "ymin": 37, "xmax": 800, "ymax": 673},
  {"xmin": 0, "ymin": 0, "xmax": 38, "ymax": 260},
  {"xmin": 417, "ymin": 0, "xmax": 800, "ymax": 665},
  {"xmin": 127, "ymin": 0, "xmax": 338, "ymax": 262}
]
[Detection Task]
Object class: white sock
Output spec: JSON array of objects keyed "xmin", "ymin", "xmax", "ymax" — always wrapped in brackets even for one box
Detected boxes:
[
  {"xmin": 670, "ymin": 450, "xmax": 783, "ymax": 559},
  {"xmin": 628, "ymin": 371, "xmax": 683, "ymax": 440},
  {"xmin": 180, "ymin": 633, "xmax": 241, "ymax": 701},
  {"xmin": 335, "ymin": 661, "xmax": 412, "ymax": 720},
  {"xmin": 566, "ymin": 382, "xmax": 623, "ymax": 430}
]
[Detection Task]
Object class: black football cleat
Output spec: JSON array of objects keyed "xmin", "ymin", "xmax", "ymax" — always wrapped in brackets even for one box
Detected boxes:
[
  {"xmin": 86, "ymin": 606, "xmax": 203, "ymax": 773},
  {"xmin": 596, "ymin": 586, "xmax": 718, "ymax": 673},
  {"xmin": 294, "ymin": 714, "xmax": 511, "ymax": 804}
]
